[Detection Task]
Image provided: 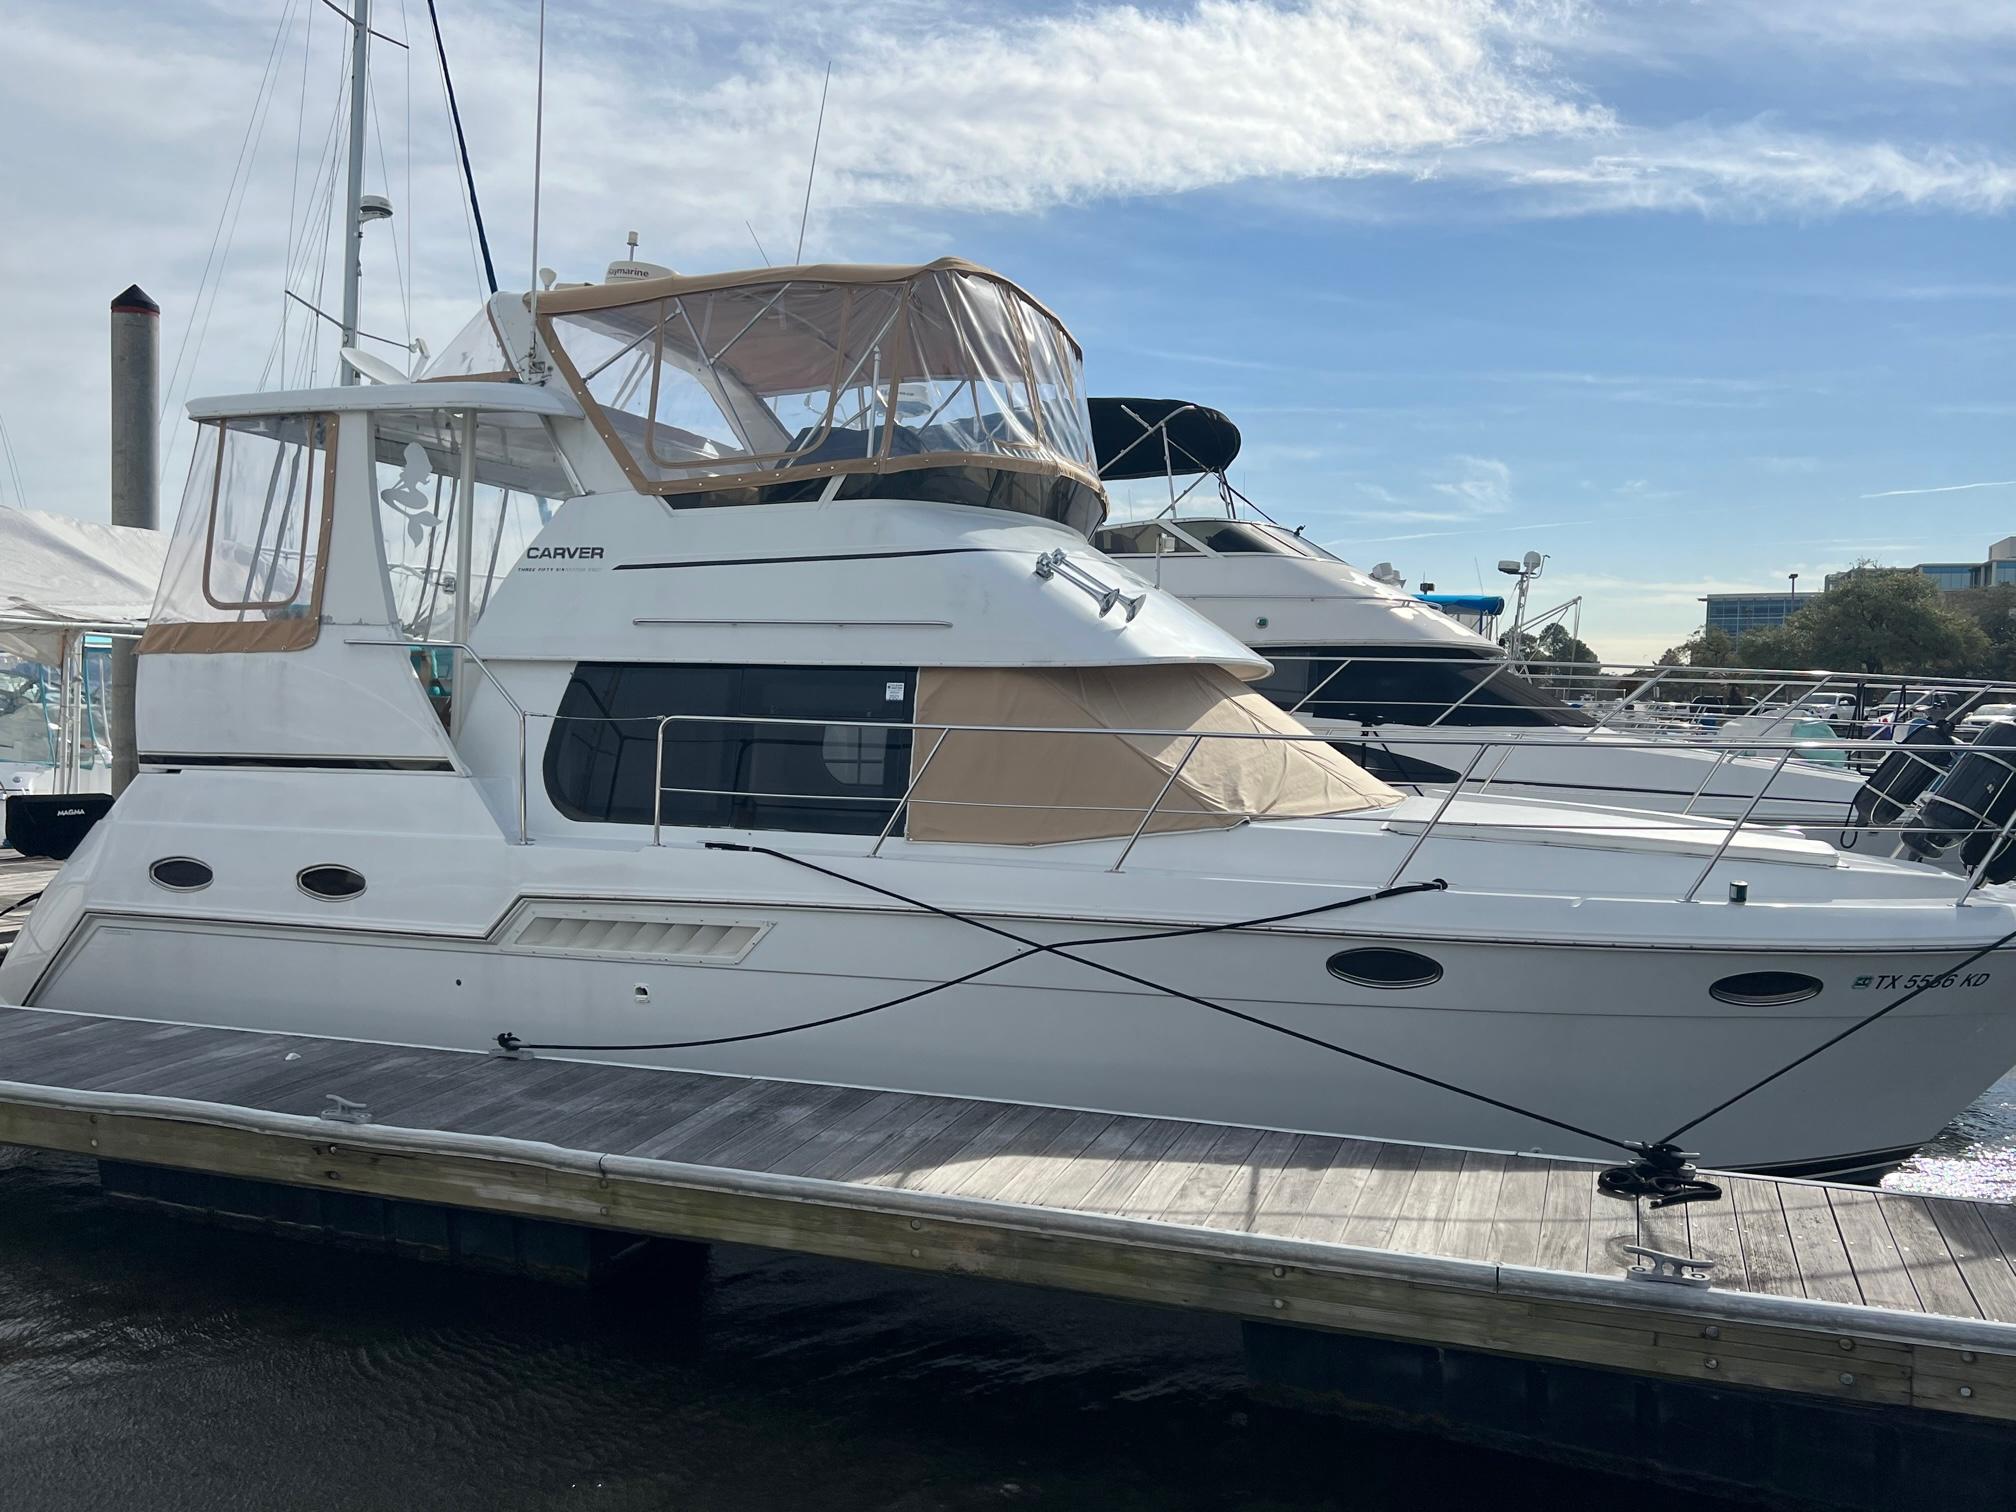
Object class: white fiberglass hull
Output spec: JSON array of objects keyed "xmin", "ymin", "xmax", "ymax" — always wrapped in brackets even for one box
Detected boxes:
[{"xmin": 8, "ymin": 773, "xmax": 2016, "ymax": 1182}]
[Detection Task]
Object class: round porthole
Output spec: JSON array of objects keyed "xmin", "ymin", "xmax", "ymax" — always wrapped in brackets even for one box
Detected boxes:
[
  {"xmin": 1708, "ymin": 971, "xmax": 1823, "ymax": 1007},
  {"xmin": 1327, "ymin": 947, "xmax": 1443, "ymax": 990},
  {"xmin": 148, "ymin": 857, "xmax": 213, "ymax": 892},
  {"xmin": 297, "ymin": 864, "xmax": 366, "ymax": 901}
]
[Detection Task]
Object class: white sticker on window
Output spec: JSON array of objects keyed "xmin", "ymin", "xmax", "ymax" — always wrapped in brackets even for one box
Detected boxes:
[{"xmin": 885, "ymin": 682, "xmax": 905, "ymax": 701}]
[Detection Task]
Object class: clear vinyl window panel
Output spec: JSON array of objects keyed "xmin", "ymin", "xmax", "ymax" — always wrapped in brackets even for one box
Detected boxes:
[
  {"xmin": 369, "ymin": 411, "xmax": 563, "ymax": 641},
  {"xmin": 202, "ymin": 416, "xmax": 331, "ymax": 612},
  {"xmin": 545, "ymin": 269, "xmax": 1100, "ymax": 496},
  {"xmin": 554, "ymin": 285, "xmax": 907, "ymax": 485},
  {"xmin": 143, "ymin": 414, "xmax": 335, "ymax": 653},
  {"xmin": 543, "ymin": 663, "xmax": 916, "ymax": 836}
]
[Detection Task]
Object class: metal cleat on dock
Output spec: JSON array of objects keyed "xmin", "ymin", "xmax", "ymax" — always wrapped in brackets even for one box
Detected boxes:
[
  {"xmin": 318, "ymin": 1094, "xmax": 372, "ymax": 1125},
  {"xmin": 1622, "ymin": 1244, "xmax": 1714, "ymax": 1288}
]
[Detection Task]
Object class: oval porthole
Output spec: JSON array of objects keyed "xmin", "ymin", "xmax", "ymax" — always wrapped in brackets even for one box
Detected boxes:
[
  {"xmin": 297, "ymin": 864, "xmax": 366, "ymax": 901},
  {"xmin": 1327, "ymin": 947, "xmax": 1443, "ymax": 990},
  {"xmin": 1709, "ymin": 971, "xmax": 1823, "ymax": 1007},
  {"xmin": 148, "ymin": 857, "xmax": 213, "ymax": 892}
]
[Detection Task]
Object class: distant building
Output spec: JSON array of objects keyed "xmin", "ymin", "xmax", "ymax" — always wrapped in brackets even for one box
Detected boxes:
[
  {"xmin": 1825, "ymin": 536, "xmax": 2016, "ymax": 593},
  {"xmin": 1702, "ymin": 592, "xmax": 1806, "ymax": 638}
]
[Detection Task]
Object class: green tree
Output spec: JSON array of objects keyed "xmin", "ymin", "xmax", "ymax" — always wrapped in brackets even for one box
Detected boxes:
[
  {"xmin": 1519, "ymin": 622, "xmax": 1603, "ymax": 694},
  {"xmin": 1750, "ymin": 567, "xmax": 1987, "ymax": 675},
  {"xmin": 1943, "ymin": 583, "xmax": 2016, "ymax": 680}
]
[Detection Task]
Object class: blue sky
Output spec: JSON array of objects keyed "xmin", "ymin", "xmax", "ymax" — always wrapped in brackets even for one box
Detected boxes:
[{"xmin": 3, "ymin": 0, "xmax": 2014, "ymax": 659}]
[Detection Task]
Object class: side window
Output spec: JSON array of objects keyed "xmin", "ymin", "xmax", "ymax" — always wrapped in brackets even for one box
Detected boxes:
[
  {"xmin": 544, "ymin": 664, "xmax": 916, "ymax": 835},
  {"xmin": 141, "ymin": 414, "xmax": 335, "ymax": 655},
  {"xmin": 1093, "ymin": 523, "xmax": 1197, "ymax": 556},
  {"xmin": 204, "ymin": 416, "xmax": 332, "ymax": 613}
]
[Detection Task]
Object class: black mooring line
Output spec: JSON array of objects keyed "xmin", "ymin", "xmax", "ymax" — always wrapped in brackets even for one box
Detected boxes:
[{"xmin": 689, "ymin": 844, "xmax": 1635, "ymax": 1155}]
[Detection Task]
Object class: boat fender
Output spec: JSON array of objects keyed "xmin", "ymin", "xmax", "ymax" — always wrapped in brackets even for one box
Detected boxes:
[
  {"xmin": 1849, "ymin": 721, "xmax": 1954, "ymax": 832},
  {"xmin": 1902, "ymin": 719, "xmax": 2016, "ymax": 863}
]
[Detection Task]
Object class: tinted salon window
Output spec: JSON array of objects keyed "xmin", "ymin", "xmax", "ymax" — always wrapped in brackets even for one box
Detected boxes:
[
  {"xmin": 545, "ymin": 663, "xmax": 915, "ymax": 835},
  {"xmin": 1253, "ymin": 645, "xmax": 1595, "ymax": 729}
]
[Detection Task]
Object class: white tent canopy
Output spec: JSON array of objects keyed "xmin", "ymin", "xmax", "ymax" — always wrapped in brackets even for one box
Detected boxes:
[{"xmin": 0, "ymin": 507, "xmax": 167, "ymax": 659}]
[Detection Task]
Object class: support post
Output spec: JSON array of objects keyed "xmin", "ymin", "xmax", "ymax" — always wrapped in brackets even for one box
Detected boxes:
[{"xmin": 108, "ymin": 284, "xmax": 159, "ymax": 797}]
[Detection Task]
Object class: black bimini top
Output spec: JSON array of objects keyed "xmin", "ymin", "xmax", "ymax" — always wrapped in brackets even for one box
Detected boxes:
[{"xmin": 1090, "ymin": 398, "xmax": 1242, "ymax": 480}]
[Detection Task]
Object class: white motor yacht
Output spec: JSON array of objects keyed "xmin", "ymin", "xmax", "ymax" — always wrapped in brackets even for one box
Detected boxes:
[
  {"xmin": 7, "ymin": 260, "xmax": 2016, "ymax": 1184},
  {"xmin": 1086, "ymin": 398, "xmax": 1889, "ymax": 846}
]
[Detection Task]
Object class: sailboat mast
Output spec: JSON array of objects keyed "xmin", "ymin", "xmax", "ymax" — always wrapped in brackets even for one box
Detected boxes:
[{"xmin": 338, "ymin": 0, "xmax": 371, "ymax": 383}]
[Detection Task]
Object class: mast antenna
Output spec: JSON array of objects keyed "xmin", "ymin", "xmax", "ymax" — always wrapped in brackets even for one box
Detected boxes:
[
  {"xmin": 795, "ymin": 62, "xmax": 832, "ymax": 263},
  {"xmin": 338, "ymin": 0, "xmax": 372, "ymax": 383}
]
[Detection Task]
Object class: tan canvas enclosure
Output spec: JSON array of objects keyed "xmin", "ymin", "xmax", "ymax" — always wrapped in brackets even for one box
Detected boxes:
[
  {"xmin": 905, "ymin": 664, "xmax": 1400, "ymax": 845},
  {"xmin": 139, "ymin": 414, "xmax": 336, "ymax": 655},
  {"xmin": 539, "ymin": 258, "xmax": 1101, "ymax": 525}
]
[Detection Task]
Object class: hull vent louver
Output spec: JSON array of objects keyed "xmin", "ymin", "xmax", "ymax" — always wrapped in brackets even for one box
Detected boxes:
[{"xmin": 502, "ymin": 904, "xmax": 768, "ymax": 965}]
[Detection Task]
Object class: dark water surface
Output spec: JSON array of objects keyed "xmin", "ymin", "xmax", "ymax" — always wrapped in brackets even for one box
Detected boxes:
[
  {"xmin": 0, "ymin": 1147, "xmax": 1763, "ymax": 1512},
  {"xmin": 1886, "ymin": 1068, "xmax": 2016, "ymax": 1201}
]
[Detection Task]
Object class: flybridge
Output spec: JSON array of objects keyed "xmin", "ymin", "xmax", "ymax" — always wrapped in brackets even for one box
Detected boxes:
[{"xmin": 525, "ymin": 546, "xmax": 604, "ymax": 561}]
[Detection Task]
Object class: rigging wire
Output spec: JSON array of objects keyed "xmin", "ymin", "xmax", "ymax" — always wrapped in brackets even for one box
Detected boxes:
[
  {"xmin": 0, "ymin": 411, "xmax": 31, "ymax": 508},
  {"xmin": 281, "ymin": 0, "xmax": 316, "ymax": 386},
  {"xmin": 365, "ymin": 59, "xmax": 413, "ymax": 353},
  {"xmin": 425, "ymin": 0, "xmax": 498, "ymax": 294},
  {"xmin": 158, "ymin": 0, "xmax": 299, "ymax": 475}
]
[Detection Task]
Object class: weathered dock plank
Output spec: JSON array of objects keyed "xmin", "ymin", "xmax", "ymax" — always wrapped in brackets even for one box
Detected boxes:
[{"xmin": 3, "ymin": 1001, "xmax": 2016, "ymax": 1442}]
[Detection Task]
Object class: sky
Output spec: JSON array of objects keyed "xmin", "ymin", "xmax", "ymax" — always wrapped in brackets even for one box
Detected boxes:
[{"xmin": 3, "ymin": 0, "xmax": 2014, "ymax": 662}]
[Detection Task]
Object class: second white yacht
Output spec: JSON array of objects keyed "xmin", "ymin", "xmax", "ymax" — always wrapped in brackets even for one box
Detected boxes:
[{"xmin": 1086, "ymin": 398, "xmax": 1889, "ymax": 847}]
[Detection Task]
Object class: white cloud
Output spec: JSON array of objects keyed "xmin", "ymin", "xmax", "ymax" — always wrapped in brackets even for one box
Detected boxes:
[
  {"xmin": 7, "ymin": 0, "xmax": 2016, "ymax": 523},
  {"xmin": 1468, "ymin": 123, "xmax": 2016, "ymax": 217},
  {"xmin": 1859, "ymin": 479, "xmax": 2016, "ymax": 499}
]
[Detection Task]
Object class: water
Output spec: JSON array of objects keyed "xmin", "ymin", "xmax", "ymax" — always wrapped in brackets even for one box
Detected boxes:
[
  {"xmin": 1886, "ymin": 1068, "xmax": 2016, "ymax": 1201},
  {"xmin": 5, "ymin": 1078, "xmax": 2013, "ymax": 1512},
  {"xmin": 0, "ymin": 1147, "xmax": 1748, "ymax": 1512}
]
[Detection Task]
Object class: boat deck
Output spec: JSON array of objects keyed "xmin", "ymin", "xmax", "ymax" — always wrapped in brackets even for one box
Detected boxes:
[{"xmin": 2, "ymin": 996, "xmax": 2015, "ymax": 1435}]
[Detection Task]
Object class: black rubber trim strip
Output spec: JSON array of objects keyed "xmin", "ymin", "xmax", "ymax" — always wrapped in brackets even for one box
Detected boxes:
[
  {"xmin": 614, "ymin": 546, "xmax": 999, "ymax": 572},
  {"xmin": 140, "ymin": 754, "xmax": 455, "ymax": 773},
  {"xmin": 1733, "ymin": 1142, "xmax": 1925, "ymax": 1184}
]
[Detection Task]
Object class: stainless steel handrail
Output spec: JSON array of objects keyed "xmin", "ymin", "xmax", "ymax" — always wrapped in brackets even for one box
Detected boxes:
[
  {"xmin": 344, "ymin": 636, "xmax": 531, "ymax": 845},
  {"xmin": 1110, "ymin": 734, "xmax": 1202, "ymax": 873},
  {"xmin": 1682, "ymin": 747, "xmax": 1798, "ymax": 902},
  {"xmin": 542, "ymin": 704, "xmax": 2016, "ymax": 893}
]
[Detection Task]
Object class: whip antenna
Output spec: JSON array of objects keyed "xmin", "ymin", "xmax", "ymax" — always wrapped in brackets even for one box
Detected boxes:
[
  {"xmin": 524, "ymin": 0, "xmax": 548, "ymax": 369},
  {"xmin": 795, "ymin": 62, "xmax": 832, "ymax": 263}
]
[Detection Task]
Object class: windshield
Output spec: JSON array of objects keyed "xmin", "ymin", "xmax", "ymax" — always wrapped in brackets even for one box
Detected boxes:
[
  {"xmin": 541, "ymin": 261, "xmax": 1101, "ymax": 528},
  {"xmin": 1252, "ymin": 644, "xmax": 1597, "ymax": 729},
  {"xmin": 1175, "ymin": 520, "xmax": 1337, "ymax": 559}
]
